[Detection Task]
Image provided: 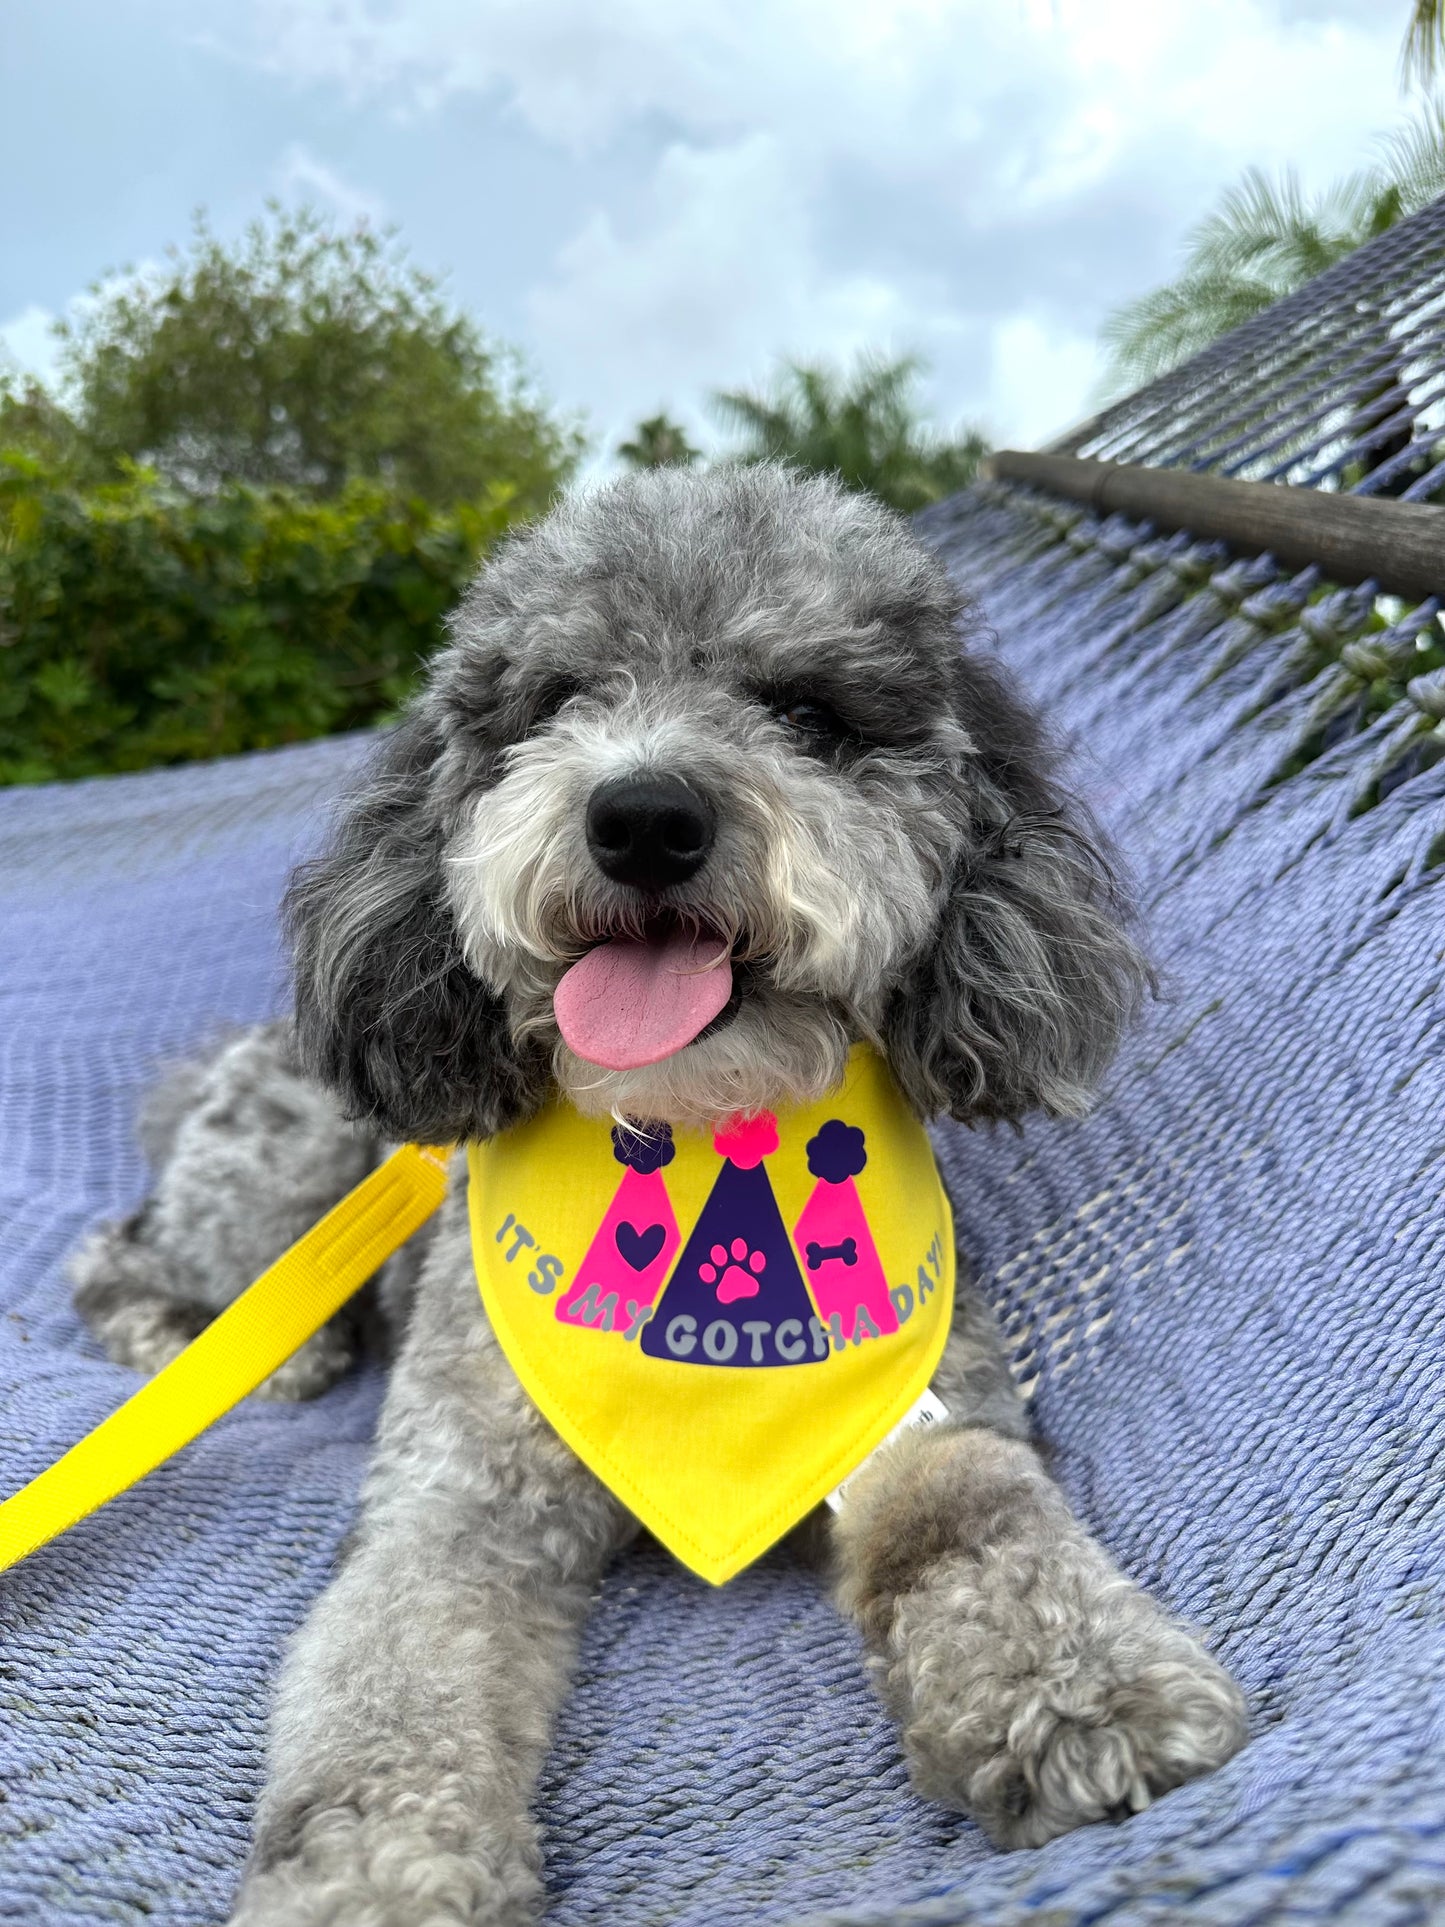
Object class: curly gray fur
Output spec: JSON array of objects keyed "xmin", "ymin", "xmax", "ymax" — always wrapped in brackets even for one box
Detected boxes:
[
  {"xmin": 287, "ymin": 464, "xmax": 1150, "ymax": 1137},
  {"xmin": 832, "ymin": 1424, "xmax": 1247, "ymax": 1847},
  {"xmin": 69, "ymin": 465, "xmax": 1243, "ymax": 1923},
  {"xmin": 70, "ymin": 1023, "xmax": 384, "ymax": 1397}
]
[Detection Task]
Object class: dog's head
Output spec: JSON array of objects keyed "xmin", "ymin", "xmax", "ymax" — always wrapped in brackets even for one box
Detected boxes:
[{"xmin": 286, "ymin": 465, "xmax": 1148, "ymax": 1140}]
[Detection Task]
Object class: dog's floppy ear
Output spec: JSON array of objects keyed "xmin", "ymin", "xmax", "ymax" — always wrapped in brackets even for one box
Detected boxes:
[
  {"xmin": 884, "ymin": 650, "xmax": 1151, "ymax": 1125},
  {"xmin": 284, "ymin": 711, "xmax": 548, "ymax": 1144}
]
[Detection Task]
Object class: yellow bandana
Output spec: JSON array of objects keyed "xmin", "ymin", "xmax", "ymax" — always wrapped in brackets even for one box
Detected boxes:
[{"xmin": 467, "ymin": 1045, "xmax": 954, "ymax": 1584}]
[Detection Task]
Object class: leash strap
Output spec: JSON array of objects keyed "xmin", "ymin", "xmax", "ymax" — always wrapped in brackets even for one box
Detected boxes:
[{"xmin": 0, "ymin": 1142, "xmax": 451, "ymax": 1574}]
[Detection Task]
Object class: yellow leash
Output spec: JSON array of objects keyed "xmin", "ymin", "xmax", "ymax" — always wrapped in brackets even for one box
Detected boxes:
[{"xmin": 0, "ymin": 1143, "xmax": 451, "ymax": 1575}]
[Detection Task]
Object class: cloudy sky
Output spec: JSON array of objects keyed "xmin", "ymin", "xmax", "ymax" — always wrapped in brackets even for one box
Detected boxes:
[{"xmin": 0, "ymin": 0, "xmax": 1414, "ymax": 464}]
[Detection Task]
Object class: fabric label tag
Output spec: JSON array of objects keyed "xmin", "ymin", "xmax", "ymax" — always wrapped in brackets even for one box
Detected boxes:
[{"xmin": 826, "ymin": 1386, "xmax": 949, "ymax": 1512}]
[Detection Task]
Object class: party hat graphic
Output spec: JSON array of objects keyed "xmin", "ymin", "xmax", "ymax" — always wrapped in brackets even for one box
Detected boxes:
[
  {"xmin": 642, "ymin": 1114, "xmax": 822, "ymax": 1367},
  {"xmin": 792, "ymin": 1119, "xmax": 898, "ymax": 1344},
  {"xmin": 556, "ymin": 1122, "xmax": 680, "ymax": 1333}
]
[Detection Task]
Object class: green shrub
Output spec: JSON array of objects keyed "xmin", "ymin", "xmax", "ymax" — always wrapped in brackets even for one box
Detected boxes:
[{"xmin": 0, "ymin": 452, "xmax": 513, "ymax": 783}]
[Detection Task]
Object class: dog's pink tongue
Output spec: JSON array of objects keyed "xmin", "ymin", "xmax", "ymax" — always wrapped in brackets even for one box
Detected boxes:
[{"xmin": 555, "ymin": 929, "xmax": 733, "ymax": 1071}]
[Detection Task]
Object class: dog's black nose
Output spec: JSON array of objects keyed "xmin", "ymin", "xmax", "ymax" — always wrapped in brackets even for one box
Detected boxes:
[{"xmin": 586, "ymin": 774, "xmax": 715, "ymax": 891}]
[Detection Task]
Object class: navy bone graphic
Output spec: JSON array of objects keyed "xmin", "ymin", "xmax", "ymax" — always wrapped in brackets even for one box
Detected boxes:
[{"xmin": 805, "ymin": 1236, "xmax": 857, "ymax": 1270}]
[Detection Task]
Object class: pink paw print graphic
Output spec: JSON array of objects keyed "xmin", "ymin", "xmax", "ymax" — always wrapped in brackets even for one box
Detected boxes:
[{"xmin": 699, "ymin": 1238, "xmax": 766, "ymax": 1304}]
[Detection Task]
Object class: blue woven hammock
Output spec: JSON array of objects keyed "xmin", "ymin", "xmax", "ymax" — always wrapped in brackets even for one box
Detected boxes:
[{"xmin": 2, "ymin": 199, "xmax": 1444, "ymax": 1926}]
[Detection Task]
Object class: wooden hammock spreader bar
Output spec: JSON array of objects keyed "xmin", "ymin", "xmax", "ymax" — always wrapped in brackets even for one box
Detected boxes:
[{"xmin": 985, "ymin": 450, "xmax": 1445, "ymax": 604}]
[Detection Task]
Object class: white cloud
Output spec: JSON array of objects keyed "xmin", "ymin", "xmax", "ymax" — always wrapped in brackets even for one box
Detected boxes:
[
  {"xmin": 201, "ymin": 0, "xmax": 1414, "ymax": 446},
  {"xmin": 0, "ymin": 304, "xmax": 62, "ymax": 388},
  {"xmin": 527, "ymin": 136, "xmax": 916, "ymax": 459},
  {"xmin": 274, "ymin": 144, "xmax": 387, "ymax": 225},
  {"xmin": 2, "ymin": 260, "xmax": 171, "ymax": 398},
  {"xmin": 244, "ymin": 0, "xmax": 1402, "ymax": 191},
  {"xmin": 988, "ymin": 314, "xmax": 1103, "ymax": 450}
]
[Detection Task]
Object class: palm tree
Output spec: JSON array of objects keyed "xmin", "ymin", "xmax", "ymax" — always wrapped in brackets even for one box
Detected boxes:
[
  {"xmin": 1404, "ymin": 1, "xmax": 1444, "ymax": 87},
  {"xmin": 617, "ymin": 413, "xmax": 700, "ymax": 469},
  {"xmin": 1102, "ymin": 102, "xmax": 1445, "ymax": 391},
  {"xmin": 711, "ymin": 354, "xmax": 988, "ymax": 514}
]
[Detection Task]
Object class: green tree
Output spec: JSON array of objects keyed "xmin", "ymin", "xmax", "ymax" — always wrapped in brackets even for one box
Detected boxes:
[
  {"xmin": 54, "ymin": 205, "xmax": 583, "ymax": 512},
  {"xmin": 1102, "ymin": 103, "xmax": 1445, "ymax": 389},
  {"xmin": 0, "ymin": 369, "xmax": 100, "ymax": 481},
  {"xmin": 617, "ymin": 413, "xmax": 700, "ymax": 468},
  {"xmin": 711, "ymin": 354, "xmax": 988, "ymax": 513}
]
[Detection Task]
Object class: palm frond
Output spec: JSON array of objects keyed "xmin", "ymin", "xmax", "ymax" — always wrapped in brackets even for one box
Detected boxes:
[
  {"xmin": 1374, "ymin": 96, "xmax": 1445, "ymax": 210},
  {"xmin": 709, "ymin": 354, "xmax": 987, "ymax": 511},
  {"xmin": 1101, "ymin": 272, "xmax": 1281, "ymax": 388},
  {"xmin": 1402, "ymin": 0, "xmax": 1445, "ymax": 89},
  {"xmin": 1101, "ymin": 98, "xmax": 1445, "ymax": 394},
  {"xmin": 1190, "ymin": 167, "xmax": 1373, "ymax": 286},
  {"xmin": 1188, "ymin": 168, "xmax": 1313, "ymax": 277},
  {"xmin": 616, "ymin": 413, "xmax": 699, "ymax": 469},
  {"xmin": 709, "ymin": 387, "xmax": 797, "ymax": 454}
]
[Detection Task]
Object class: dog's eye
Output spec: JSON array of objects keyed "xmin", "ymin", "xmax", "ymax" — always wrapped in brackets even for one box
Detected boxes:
[
  {"xmin": 773, "ymin": 698, "xmax": 848, "ymax": 740},
  {"xmin": 530, "ymin": 676, "xmax": 584, "ymax": 727}
]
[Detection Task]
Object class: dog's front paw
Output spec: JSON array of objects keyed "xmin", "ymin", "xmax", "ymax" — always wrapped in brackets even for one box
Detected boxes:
[
  {"xmin": 229, "ymin": 1777, "xmax": 543, "ymax": 1927},
  {"xmin": 68, "ymin": 1217, "xmax": 208, "ymax": 1375},
  {"xmin": 887, "ymin": 1541, "xmax": 1247, "ymax": 1849}
]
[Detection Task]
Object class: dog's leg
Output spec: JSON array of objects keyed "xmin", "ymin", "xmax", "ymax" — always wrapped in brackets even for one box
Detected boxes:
[
  {"xmin": 831, "ymin": 1271, "xmax": 1247, "ymax": 1848},
  {"xmin": 229, "ymin": 1191, "xmax": 635, "ymax": 1927},
  {"xmin": 70, "ymin": 1022, "xmax": 379, "ymax": 1398}
]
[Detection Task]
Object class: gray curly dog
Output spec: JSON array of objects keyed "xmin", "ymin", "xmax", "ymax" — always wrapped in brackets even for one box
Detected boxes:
[{"xmin": 70, "ymin": 465, "xmax": 1247, "ymax": 1925}]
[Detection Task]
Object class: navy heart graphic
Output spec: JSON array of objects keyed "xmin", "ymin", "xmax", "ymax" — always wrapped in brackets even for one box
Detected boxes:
[{"xmin": 615, "ymin": 1221, "xmax": 667, "ymax": 1272}]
